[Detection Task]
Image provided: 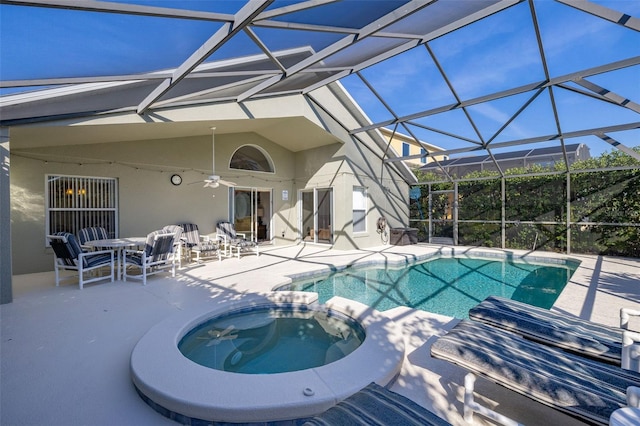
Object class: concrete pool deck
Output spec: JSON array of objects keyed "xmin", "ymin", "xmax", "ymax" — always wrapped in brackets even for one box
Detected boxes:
[{"xmin": 2, "ymin": 243, "xmax": 640, "ymax": 425}]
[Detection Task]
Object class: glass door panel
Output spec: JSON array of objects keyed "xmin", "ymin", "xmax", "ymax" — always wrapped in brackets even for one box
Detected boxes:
[
  {"xmin": 256, "ymin": 190, "xmax": 271, "ymax": 242},
  {"xmin": 233, "ymin": 188, "xmax": 254, "ymax": 239},
  {"xmin": 302, "ymin": 191, "xmax": 314, "ymax": 242},
  {"xmin": 232, "ymin": 187, "xmax": 273, "ymax": 242},
  {"xmin": 317, "ymin": 188, "xmax": 333, "ymax": 244},
  {"xmin": 300, "ymin": 188, "xmax": 333, "ymax": 244}
]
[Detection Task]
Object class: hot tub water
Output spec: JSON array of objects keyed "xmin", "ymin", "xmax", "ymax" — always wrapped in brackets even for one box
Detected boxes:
[{"xmin": 178, "ymin": 307, "xmax": 365, "ymax": 374}]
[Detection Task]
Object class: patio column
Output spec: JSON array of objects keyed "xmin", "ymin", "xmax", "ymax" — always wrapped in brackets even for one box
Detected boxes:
[{"xmin": 0, "ymin": 127, "xmax": 12, "ymax": 304}]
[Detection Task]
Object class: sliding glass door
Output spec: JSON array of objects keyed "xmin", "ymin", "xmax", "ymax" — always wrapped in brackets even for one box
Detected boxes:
[
  {"xmin": 230, "ymin": 187, "xmax": 272, "ymax": 242},
  {"xmin": 301, "ymin": 188, "xmax": 333, "ymax": 244}
]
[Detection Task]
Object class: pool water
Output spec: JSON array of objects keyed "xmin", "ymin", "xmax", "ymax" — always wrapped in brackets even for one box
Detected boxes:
[
  {"xmin": 283, "ymin": 257, "xmax": 579, "ymax": 318},
  {"xmin": 178, "ymin": 306, "xmax": 365, "ymax": 374}
]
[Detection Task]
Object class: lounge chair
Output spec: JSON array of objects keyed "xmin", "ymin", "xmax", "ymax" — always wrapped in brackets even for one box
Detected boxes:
[
  {"xmin": 216, "ymin": 220, "xmax": 259, "ymax": 259},
  {"xmin": 430, "ymin": 319, "xmax": 640, "ymax": 426},
  {"xmin": 178, "ymin": 223, "xmax": 221, "ymax": 264},
  {"xmin": 303, "ymin": 382, "xmax": 451, "ymax": 426},
  {"xmin": 123, "ymin": 230, "xmax": 176, "ymax": 285},
  {"xmin": 468, "ymin": 295, "xmax": 640, "ymax": 367},
  {"xmin": 48, "ymin": 232, "xmax": 115, "ymax": 289}
]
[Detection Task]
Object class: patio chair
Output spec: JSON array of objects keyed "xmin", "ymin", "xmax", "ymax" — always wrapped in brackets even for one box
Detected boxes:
[
  {"xmin": 178, "ymin": 223, "xmax": 221, "ymax": 264},
  {"xmin": 77, "ymin": 226, "xmax": 109, "ymax": 250},
  {"xmin": 430, "ymin": 319, "xmax": 640, "ymax": 426},
  {"xmin": 303, "ymin": 382, "xmax": 451, "ymax": 426},
  {"xmin": 468, "ymin": 296, "xmax": 640, "ymax": 367},
  {"xmin": 47, "ymin": 232, "xmax": 115, "ymax": 289},
  {"xmin": 123, "ymin": 230, "xmax": 176, "ymax": 285},
  {"xmin": 216, "ymin": 220, "xmax": 259, "ymax": 259},
  {"xmin": 162, "ymin": 225, "xmax": 184, "ymax": 267}
]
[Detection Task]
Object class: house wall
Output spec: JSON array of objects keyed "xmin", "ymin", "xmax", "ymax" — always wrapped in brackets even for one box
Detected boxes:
[
  {"xmin": 10, "ymin": 132, "xmax": 298, "ymax": 274},
  {"xmin": 11, "ymin": 126, "xmax": 410, "ymax": 275},
  {"xmin": 294, "ymin": 139, "xmax": 409, "ymax": 250},
  {"xmin": 10, "ymin": 84, "xmax": 412, "ymax": 277}
]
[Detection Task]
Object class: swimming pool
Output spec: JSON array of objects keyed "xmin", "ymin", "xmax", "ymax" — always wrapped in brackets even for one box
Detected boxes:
[{"xmin": 280, "ymin": 255, "xmax": 579, "ymax": 318}]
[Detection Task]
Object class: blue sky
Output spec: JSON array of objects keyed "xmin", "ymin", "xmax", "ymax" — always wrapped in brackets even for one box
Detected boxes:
[
  {"xmin": 1, "ymin": 0, "xmax": 638, "ymax": 158},
  {"xmin": 339, "ymin": 0, "xmax": 640, "ymax": 158}
]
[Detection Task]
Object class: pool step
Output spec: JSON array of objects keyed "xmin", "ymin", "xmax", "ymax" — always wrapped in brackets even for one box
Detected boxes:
[{"xmin": 430, "ymin": 237, "xmax": 454, "ymax": 245}]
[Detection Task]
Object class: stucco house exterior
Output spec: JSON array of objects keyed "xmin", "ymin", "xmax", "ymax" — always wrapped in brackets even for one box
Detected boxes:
[
  {"xmin": 379, "ymin": 127, "xmax": 447, "ymax": 169},
  {"xmin": 3, "ymin": 51, "xmax": 416, "ymax": 281}
]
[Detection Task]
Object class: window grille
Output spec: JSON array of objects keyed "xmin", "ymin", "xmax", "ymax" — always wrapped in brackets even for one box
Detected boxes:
[{"xmin": 46, "ymin": 175, "xmax": 118, "ymax": 242}]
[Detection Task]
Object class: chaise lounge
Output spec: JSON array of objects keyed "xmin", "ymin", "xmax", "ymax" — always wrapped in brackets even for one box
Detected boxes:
[
  {"xmin": 468, "ymin": 295, "xmax": 640, "ymax": 368},
  {"xmin": 179, "ymin": 223, "xmax": 221, "ymax": 264},
  {"xmin": 303, "ymin": 382, "xmax": 451, "ymax": 426},
  {"xmin": 216, "ymin": 221, "xmax": 259, "ymax": 259},
  {"xmin": 430, "ymin": 319, "xmax": 640, "ymax": 426}
]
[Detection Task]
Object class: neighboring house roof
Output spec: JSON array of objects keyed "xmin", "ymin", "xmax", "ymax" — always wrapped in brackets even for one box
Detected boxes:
[{"xmin": 420, "ymin": 143, "xmax": 590, "ymax": 172}]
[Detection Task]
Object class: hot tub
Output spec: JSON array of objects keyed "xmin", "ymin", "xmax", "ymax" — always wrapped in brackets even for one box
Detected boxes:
[{"xmin": 130, "ymin": 292, "xmax": 405, "ymax": 424}]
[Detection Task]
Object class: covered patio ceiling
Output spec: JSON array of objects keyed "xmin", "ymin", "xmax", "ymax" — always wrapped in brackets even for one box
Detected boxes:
[
  {"xmin": 8, "ymin": 116, "xmax": 342, "ymax": 152},
  {"xmin": 1, "ymin": 0, "xmax": 639, "ymax": 179}
]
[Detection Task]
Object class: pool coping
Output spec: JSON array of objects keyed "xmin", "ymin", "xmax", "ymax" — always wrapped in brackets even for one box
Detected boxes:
[
  {"xmin": 275, "ymin": 246, "xmax": 582, "ymax": 290},
  {"xmin": 130, "ymin": 291, "xmax": 405, "ymax": 423}
]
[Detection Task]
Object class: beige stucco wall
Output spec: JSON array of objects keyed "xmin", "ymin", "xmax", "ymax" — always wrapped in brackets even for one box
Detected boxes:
[
  {"xmin": 12, "ymin": 126, "xmax": 409, "ymax": 274},
  {"xmin": 294, "ymin": 139, "xmax": 409, "ymax": 250},
  {"xmin": 10, "ymin": 132, "xmax": 301, "ymax": 274}
]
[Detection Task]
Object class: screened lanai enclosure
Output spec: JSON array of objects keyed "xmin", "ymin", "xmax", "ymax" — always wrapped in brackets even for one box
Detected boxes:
[{"xmin": 1, "ymin": 0, "xmax": 639, "ymax": 281}]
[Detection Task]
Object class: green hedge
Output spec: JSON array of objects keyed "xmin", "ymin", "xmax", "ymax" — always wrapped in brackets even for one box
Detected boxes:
[{"xmin": 413, "ymin": 149, "xmax": 640, "ymax": 257}]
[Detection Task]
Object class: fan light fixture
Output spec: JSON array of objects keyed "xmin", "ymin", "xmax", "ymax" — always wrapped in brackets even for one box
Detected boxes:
[{"xmin": 203, "ymin": 127, "xmax": 236, "ymax": 195}]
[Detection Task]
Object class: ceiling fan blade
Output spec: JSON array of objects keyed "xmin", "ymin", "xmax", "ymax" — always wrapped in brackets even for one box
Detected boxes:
[{"xmin": 219, "ymin": 179, "xmax": 237, "ymax": 187}]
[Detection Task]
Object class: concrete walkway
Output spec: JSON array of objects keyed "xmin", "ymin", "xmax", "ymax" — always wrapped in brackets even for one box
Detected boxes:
[{"xmin": 2, "ymin": 244, "xmax": 639, "ymax": 426}]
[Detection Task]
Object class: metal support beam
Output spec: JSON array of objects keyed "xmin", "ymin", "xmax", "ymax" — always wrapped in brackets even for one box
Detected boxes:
[
  {"xmin": 257, "ymin": 0, "xmax": 338, "ymax": 20},
  {"xmin": 385, "ymin": 121, "xmax": 640, "ymax": 163},
  {"xmin": 573, "ymin": 78, "xmax": 640, "ymax": 114},
  {"xmin": 0, "ymin": 0, "xmax": 233, "ymax": 22},
  {"xmin": 597, "ymin": 133, "xmax": 640, "ymax": 161},
  {"xmin": 352, "ymin": 56, "xmax": 640, "ymax": 135},
  {"xmin": 557, "ymin": 0, "xmax": 640, "ymax": 32},
  {"xmin": 501, "ymin": 178, "xmax": 506, "ymax": 249},
  {"xmin": 0, "ymin": 127, "xmax": 12, "ymax": 304},
  {"xmin": 566, "ymin": 173, "xmax": 571, "ymax": 254},
  {"xmin": 236, "ymin": 0, "xmax": 434, "ymax": 102},
  {"xmin": 302, "ymin": 0, "xmax": 523, "ymax": 95},
  {"xmin": 136, "ymin": 0, "xmax": 273, "ymax": 114}
]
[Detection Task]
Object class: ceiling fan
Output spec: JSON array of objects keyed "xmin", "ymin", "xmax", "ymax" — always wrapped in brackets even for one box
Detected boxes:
[{"xmin": 203, "ymin": 127, "xmax": 236, "ymax": 193}]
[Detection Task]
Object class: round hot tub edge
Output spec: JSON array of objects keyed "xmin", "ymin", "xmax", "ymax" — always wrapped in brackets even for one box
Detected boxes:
[{"xmin": 130, "ymin": 292, "xmax": 405, "ymax": 424}]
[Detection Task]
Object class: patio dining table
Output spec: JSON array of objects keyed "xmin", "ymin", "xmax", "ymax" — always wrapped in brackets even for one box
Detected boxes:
[{"xmin": 84, "ymin": 237, "xmax": 146, "ymax": 281}]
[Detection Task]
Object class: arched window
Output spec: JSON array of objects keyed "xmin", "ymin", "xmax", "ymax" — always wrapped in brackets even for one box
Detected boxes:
[{"xmin": 229, "ymin": 145, "xmax": 274, "ymax": 173}]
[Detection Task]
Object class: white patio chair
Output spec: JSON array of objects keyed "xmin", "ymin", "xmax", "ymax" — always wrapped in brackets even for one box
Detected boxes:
[
  {"xmin": 162, "ymin": 225, "xmax": 185, "ymax": 267},
  {"xmin": 47, "ymin": 232, "xmax": 115, "ymax": 289},
  {"xmin": 77, "ymin": 226, "xmax": 109, "ymax": 250},
  {"xmin": 123, "ymin": 231, "xmax": 176, "ymax": 285}
]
